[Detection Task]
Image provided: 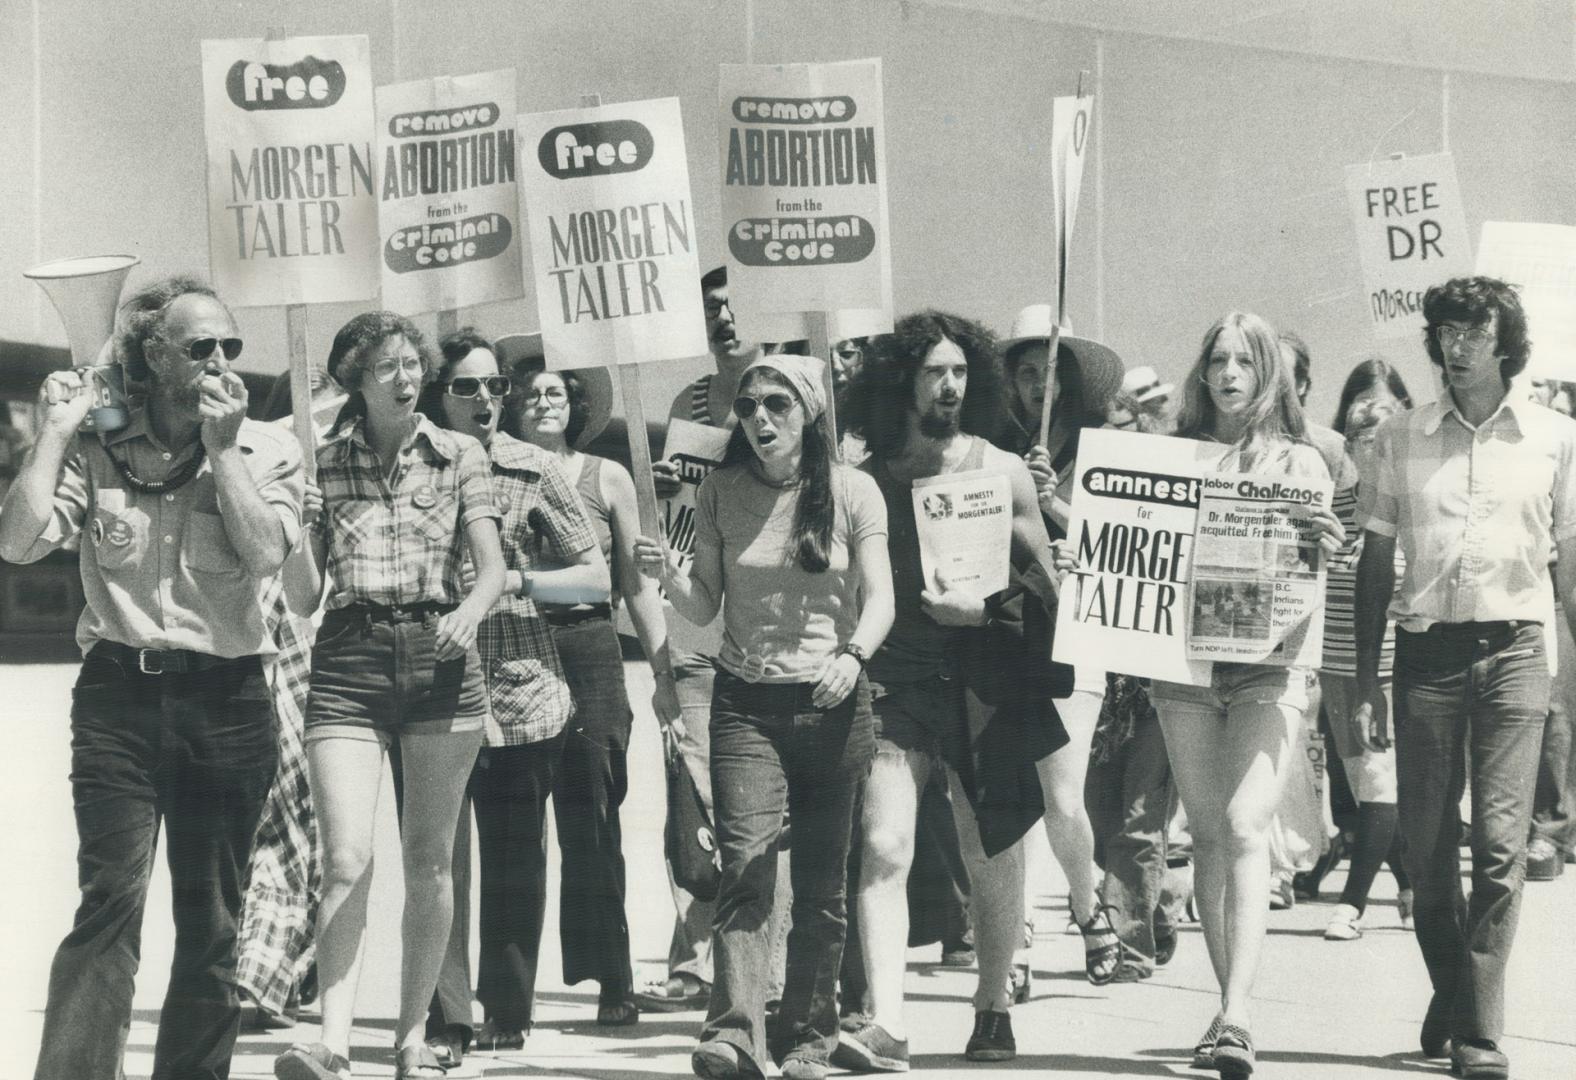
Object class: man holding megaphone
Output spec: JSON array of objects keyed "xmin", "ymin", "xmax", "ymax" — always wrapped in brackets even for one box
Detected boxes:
[{"xmin": 0, "ymin": 275, "xmax": 304, "ymax": 1080}]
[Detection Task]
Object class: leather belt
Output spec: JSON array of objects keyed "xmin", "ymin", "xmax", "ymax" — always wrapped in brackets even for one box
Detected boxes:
[
  {"xmin": 93, "ymin": 640, "xmax": 251, "ymax": 675},
  {"xmin": 543, "ymin": 603, "xmax": 613, "ymax": 628}
]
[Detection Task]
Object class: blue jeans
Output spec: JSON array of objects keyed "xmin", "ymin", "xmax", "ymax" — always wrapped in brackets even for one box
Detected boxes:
[
  {"xmin": 703, "ymin": 670, "xmax": 874, "ymax": 1072},
  {"xmin": 35, "ymin": 646, "xmax": 277, "ymax": 1080},
  {"xmin": 1393, "ymin": 621, "xmax": 1549, "ymax": 1043}
]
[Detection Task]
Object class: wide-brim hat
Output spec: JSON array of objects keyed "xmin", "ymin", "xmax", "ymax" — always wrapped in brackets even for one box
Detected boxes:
[
  {"xmin": 494, "ymin": 332, "xmax": 613, "ymax": 450},
  {"xmin": 1000, "ymin": 303, "xmax": 1125, "ymax": 415},
  {"xmin": 1121, "ymin": 365, "xmax": 1174, "ymax": 406}
]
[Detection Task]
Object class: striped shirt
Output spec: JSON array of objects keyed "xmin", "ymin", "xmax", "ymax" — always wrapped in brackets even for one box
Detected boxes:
[
  {"xmin": 1362, "ymin": 395, "xmax": 1576, "ymax": 631},
  {"xmin": 313, "ymin": 415, "xmax": 498, "ymax": 610},
  {"xmin": 478, "ymin": 432, "xmax": 598, "ymax": 746},
  {"xmin": 1321, "ymin": 483, "xmax": 1399, "ymax": 677}
]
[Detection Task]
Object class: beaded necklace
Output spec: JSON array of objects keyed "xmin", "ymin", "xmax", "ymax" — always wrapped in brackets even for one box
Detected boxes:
[{"xmin": 100, "ymin": 436, "xmax": 207, "ymax": 494}]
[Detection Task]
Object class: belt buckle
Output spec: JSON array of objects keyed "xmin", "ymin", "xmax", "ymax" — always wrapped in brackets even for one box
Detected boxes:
[{"xmin": 137, "ymin": 649, "xmax": 165, "ymax": 675}]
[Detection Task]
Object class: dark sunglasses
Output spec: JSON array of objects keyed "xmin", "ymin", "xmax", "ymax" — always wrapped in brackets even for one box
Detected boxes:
[
  {"xmin": 168, "ymin": 336, "xmax": 243, "ymax": 362},
  {"xmin": 443, "ymin": 376, "xmax": 511, "ymax": 399},
  {"xmin": 733, "ymin": 393, "xmax": 797, "ymax": 420}
]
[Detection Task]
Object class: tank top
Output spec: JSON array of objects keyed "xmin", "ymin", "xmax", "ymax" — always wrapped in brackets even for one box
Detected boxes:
[
  {"xmin": 574, "ymin": 454, "xmax": 619, "ymax": 611},
  {"xmin": 864, "ymin": 436, "xmax": 990, "ymax": 685}
]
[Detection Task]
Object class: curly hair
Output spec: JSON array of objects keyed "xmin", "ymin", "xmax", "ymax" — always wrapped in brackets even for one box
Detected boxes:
[
  {"xmin": 1421, "ymin": 276, "xmax": 1531, "ymax": 382},
  {"xmin": 1175, "ymin": 312, "xmax": 1307, "ymax": 464},
  {"xmin": 115, "ymin": 275, "xmax": 223, "ymax": 382},
  {"xmin": 843, "ymin": 310, "xmax": 1005, "ymax": 459},
  {"xmin": 325, "ymin": 311, "xmax": 432, "ymax": 433}
]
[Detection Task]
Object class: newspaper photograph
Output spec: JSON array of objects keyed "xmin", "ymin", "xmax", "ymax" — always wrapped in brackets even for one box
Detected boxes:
[
  {"xmin": 911, "ymin": 468, "xmax": 1011, "ymax": 597},
  {"xmin": 1186, "ymin": 471, "xmax": 1332, "ymax": 667}
]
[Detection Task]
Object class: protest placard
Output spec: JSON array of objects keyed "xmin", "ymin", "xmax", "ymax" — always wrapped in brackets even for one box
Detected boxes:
[
  {"xmin": 1476, "ymin": 221, "xmax": 1576, "ymax": 382},
  {"xmin": 719, "ymin": 59, "xmax": 892, "ymax": 336},
  {"xmin": 1344, "ymin": 153, "xmax": 1472, "ymax": 341},
  {"xmin": 660, "ymin": 420, "xmax": 731, "ymax": 574},
  {"xmin": 374, "ymin": 68, "xmax": 523, "ymax": 314},
  {"xmin": 1186, "ymin": 472, "xmax": 1331, "ymax": 667},
  {"xmin": 516, "ymin": 96, "xmax": 708, "ymax": 369},
  {"xmin": 201, "ymin": 35, "xmax": 378, "ymax": 308},
  {"xmin": 911, "ymin": 468, "xmax": 1012, "ymax": 598},
  {"xmin": 1053, "ymin": 429, "xmax": 1221, "ymax": 685}
]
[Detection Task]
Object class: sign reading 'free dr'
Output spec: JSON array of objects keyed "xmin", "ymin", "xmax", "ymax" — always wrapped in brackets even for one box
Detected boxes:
[
  {"xmin": 1344, "ymin": 152, "xmax": 1471, "ymax": 341},
  {"xmin": 201, "ymin": 35, "xmax": 379, "ymax": 307}
]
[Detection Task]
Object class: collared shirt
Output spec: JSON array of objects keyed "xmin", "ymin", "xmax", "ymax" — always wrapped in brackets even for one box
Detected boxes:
[
  {"xmin": 478, "ymin": 432, "xmax": 597, "ymax": 746},
  {"xmin": 314, "ymin": 415, "xmax": 498, "ymax": 610},
  {"xmin": 1362, "ymin": 394, "xmax": 1576, "ymax": 631},
  {"xmin": 22, "ymin": 409, "xmax": 303, "ymax": 658}
]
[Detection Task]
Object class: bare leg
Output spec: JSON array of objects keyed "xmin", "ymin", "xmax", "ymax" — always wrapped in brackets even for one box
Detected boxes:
[
  {"xmin": 304, "ymin": 734, "xmax": 386, "ymax": 1058},
  {"xmin": 1036, "ymin": 688, "xmax": 1102, "ymax": 923},
  {"xmin": 948, "ymin": 769, "xmax": 1025, "ymax": 1013},
  {"xmin": 394, "ymin": 729, "xmax": 484, "ymax": 1053},
  {"xmin": 856, "ymin": 746, "xmax": 929, "ymax": 1040}
]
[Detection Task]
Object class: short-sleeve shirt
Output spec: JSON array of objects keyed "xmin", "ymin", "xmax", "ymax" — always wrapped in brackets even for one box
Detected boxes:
[
  {"xmin": 20, "ymin": 410, "xmax": 303, "ymax": 658},
  {"xmin": 1362, "ymin": 395, "xmax": 1576, "ymax": 631},
  {"xmin": 693, "ymin": 463, "xmax": 887, "ymax": 683},
  {"xmin": 314, "ymin": 415, "xmax": 499, "ymax": 610},
  {"xmin": 478, "ymin": 432, "xmax": 598, "ymax": 746}
]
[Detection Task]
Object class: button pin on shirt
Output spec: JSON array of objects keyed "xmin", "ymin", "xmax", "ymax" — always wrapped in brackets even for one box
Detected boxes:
[{"xmin": 412, "ymin": 485, "xmax": 438, "ymax": 510}]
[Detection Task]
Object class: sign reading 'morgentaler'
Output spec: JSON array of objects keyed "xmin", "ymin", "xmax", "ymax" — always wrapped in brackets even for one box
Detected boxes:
[{"xmin": 201, "ymin": 35, "xmax": 378, "ymax": 307}]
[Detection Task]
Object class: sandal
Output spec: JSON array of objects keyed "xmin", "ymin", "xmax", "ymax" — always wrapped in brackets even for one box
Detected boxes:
[
  {"xmin": 393, "ymin": 1043, "xmax": 446, "ymax": 1080},
  {"xmin": 1191, "ymin": 1014, "xmax": 1224, "ymax": 1070},
  {"xmin": 1213, "ymin": 1023, "xmax": 1255, "ymax": 1079},
  {"xmin": 274, "ymin": 1042, "xmax": 351, "ymax": 1080},
  {"xmin": 1077, "ymin": 905, "xmax": 1122, "ymax": 985}
]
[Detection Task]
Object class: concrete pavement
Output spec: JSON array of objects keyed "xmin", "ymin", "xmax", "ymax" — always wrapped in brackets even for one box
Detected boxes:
[{"xmin": 2, "ymin": 658, "xmax": 1573, "ymax": 1079}]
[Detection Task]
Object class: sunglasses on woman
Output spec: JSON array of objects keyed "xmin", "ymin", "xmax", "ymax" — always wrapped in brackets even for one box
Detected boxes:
[
  {"xmin": 162, "ymin": 336, "xmax": 244, "ymax": 362},
  {"xmin": 732, "ymin": 393, "xmax": 797, "ymax": 420},
  {"xmin": 443, "ymin": 376, "xmax": 511, "ymax": 399}
]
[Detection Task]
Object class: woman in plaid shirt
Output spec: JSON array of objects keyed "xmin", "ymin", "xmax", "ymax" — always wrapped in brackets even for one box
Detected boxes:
[
  {"xmin": 412, "ymin": 329, "xmax": 612, "ymax": 1064},
  {"xmin": 275, "ymin": 312, "xmax": 507, "ymax": 1080}
]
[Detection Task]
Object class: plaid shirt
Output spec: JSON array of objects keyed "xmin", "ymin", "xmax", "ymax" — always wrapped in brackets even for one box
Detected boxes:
[
  {"xmin": 314, "ymin": 415, "xmax": 498, "ymax": 609},
  {"xmin": 1363, "ymin": 394, "xmax": 1576, "ymax": 631},
  {"xmin": 478, "ymin": 432, "xmax": 598, "ymax": 745}
]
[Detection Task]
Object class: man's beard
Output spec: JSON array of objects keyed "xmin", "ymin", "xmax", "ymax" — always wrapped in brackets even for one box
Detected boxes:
[{"xmin": 918, "ymin": 404, "xmax": 961, "ymax": 439}]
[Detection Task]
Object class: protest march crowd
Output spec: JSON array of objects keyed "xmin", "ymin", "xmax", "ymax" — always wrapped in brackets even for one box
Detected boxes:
[
  {"xmin": 5, "ymin": 265, "xmax": 1574, "ymax": 1080},
  {"xmin": 3, "ymin": 32, "xmax": 1574, "ymax": 1080}
]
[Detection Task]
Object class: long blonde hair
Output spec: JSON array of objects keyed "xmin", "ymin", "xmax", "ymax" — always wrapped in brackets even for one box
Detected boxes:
[{"xmin": 1176, "ymin": 311, "xmax": 1306, "ymax": 467}]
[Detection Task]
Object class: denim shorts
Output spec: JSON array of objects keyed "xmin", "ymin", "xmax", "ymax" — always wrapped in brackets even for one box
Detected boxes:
[
  {"xmin": 305, "ymin": 606, "xmax": 487, "ymax": 745},
  {"xmin": 1150, "ymin": 662, "xmax": 1310, "ymax": 714}
]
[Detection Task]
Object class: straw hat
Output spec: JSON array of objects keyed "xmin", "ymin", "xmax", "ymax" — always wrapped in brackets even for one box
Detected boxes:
[
  {"xmin": 1121, "ymin": 365, "xmax": 1174, "ymax": 406},
  {"xmin": 1000, "ymin": 303, "xmax": 1125, "ymax": 414},
  {"xmin": 493, "ymin": 332, "xmax": 613, "ymax": 450}
]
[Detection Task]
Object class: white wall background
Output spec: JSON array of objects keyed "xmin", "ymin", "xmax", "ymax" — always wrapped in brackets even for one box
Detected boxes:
[{"xmin": 4, "ymin": 0, "xmax": 1574, "ymax": 425}]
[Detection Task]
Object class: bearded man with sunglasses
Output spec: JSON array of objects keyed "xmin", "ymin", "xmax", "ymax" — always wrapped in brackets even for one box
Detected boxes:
[{"xmin": 0, "ymin": 275, "xmax": 303, "ymax": 1080}]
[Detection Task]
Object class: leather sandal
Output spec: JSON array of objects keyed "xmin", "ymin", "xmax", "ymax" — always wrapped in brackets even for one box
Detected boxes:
[
  {"xmin": 274, "ymin": 1042, "xmax": 351, "ymax": 1080},
  {"xmin": 1078, "ymin": 905, "xmax": 1123, "ymax": 985},
  {"xmin": 1213, "ymin": 1023, "xmax": 1255, "ymax": 1080},
  {"xmin": 1191, "ymin": 1015, "xmax": 1224, "ymax": 1070}
]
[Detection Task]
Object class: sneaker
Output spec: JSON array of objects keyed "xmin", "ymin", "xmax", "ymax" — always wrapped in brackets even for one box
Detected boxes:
[
  {"xmin": 1323, "ymin": 903, "xmax": 1363, "ymax": 941},
  {"xmin": 939, "ymin": 945, "xmax": 976, "ymax": 968},
  {"xmin": 425, "ymin": 1023, "xmax": 469, "ymax": 1069},
  {"xmin": 692, "ymin": 1039, "xmax": 761, "ymax": 1079},
  {"xmin": 1154, "ymin": 928, "xmax": 1179, "ymax": 967},
  {"xmin": 473, "ymin": 1020, "xmax": 525, "ymax": 1052},
  {"xmin": 963, "ymin": 1010, "xmax": 1015, "ymax": 1062},
  {"xmin": 832, "ymin": 1021, "xmax": 910, "ymax": 1072},
  {"xmin": 1527, "ymin": 837, "xmax": 1564, "ymax": 881},
  {"xmin": 1397, "ymin": 888, "xmax": 1415, "ymax": 932},
  {"xmin": 1268, "ymin": 875, "xmax": 1295, "ymax": 911},
  {"xmin": 274, "ymin": 1043, "xmax": 351, "ymax": 1080}
]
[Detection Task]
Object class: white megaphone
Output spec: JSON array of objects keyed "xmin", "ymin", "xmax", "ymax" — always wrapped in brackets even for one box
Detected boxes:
[{"xmin": 24, "ymin": 254, "xmax": 140, "ymax": 433}]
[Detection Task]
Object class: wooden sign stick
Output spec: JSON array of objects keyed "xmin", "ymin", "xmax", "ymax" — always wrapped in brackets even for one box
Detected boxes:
[
  {"xmin": 285, "ymin": 304, "xmax": 316, "ymax": 482},
  {"xmin": 1036, "ymin": 323, "xmax": 1062, "ymax": 450},
  {"xmin": 805, "ymin": 311, "xmax": 841, "ymax": 461}
]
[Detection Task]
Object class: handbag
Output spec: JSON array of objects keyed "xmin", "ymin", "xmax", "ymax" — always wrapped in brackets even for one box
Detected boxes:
[{"xmin": 664, "ymin": 744, "xmax": 722, "ymax": 902}]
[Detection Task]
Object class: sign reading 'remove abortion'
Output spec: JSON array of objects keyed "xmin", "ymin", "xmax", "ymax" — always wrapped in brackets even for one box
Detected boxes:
[
  {"xmin": 1344, "ymin": 153, "xmax": 1471, "ymax": 341},
  {"xmin": 516, "ymin": 97, "xmax": 707, "ymax": 368},
  {"xmin": 201, "ymin": 36, "xmax": 378, "ymax": 307},
  {"xmin": 375, "ymin": 68, "xmax": 523, "ymax": 314},
  {"xmin": 719, "ymin": 59, "xmax": 891, "ymax": 329}
]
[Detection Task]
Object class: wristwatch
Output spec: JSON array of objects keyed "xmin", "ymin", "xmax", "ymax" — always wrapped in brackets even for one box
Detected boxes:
[{"xmin": 837, "ymin": 642, "xmax": 869, "ymax": 669}]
